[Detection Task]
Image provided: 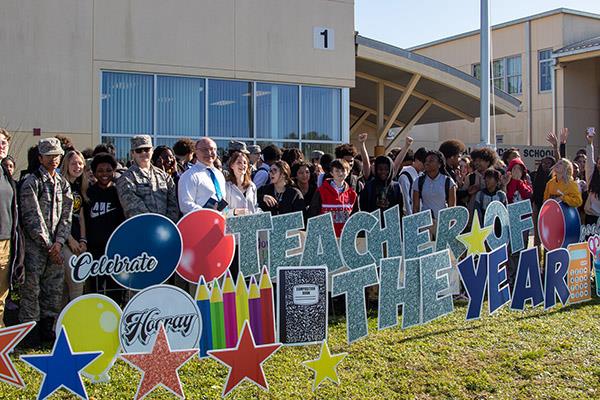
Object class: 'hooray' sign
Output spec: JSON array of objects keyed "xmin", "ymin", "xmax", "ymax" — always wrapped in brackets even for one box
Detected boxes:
[{"xmin": 119, "ymin": 285, "xmax": 201, "ymax": 353}]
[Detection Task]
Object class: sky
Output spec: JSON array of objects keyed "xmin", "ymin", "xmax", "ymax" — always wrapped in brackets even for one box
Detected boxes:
[{"xmin": 355, "ymin": 0, "xmax": 600, "ymax": 49}]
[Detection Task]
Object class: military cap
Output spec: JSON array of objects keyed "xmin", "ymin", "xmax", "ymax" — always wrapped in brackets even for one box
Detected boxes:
[
  {"xmin": 38, "ymin": 138, "xmax": 65, "ymax": 156},
  {"xmin": 247, "ymin": 145, "xmax": 261, "ymax": 155},
  {"xmin": 131, "ymin": 135, "xmax": 153, "ymax": 150},
  {"xmin": 228, "ymin": 140, "xmax": 250, "ymax": 154}
]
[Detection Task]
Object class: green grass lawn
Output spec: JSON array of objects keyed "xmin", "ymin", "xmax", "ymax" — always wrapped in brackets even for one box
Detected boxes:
[{"xmin": 3, "ymin": 299, "xmax": 600, "ymax": 399}]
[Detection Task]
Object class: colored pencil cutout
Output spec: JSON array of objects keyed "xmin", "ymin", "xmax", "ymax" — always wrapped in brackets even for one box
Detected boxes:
[
  {"xmin": 210, "ymin": 279, "xmax": 226, "ymax": 350},
  {"xmin": 259, "ymin": 266, "xmax": 275, "ymax": 344},
  {"xmin": 196, "ymin": 276, "xmax": 213, "ymax": 357},
  {"xmin": 222, "ymin": 270, "xmax": 239, "ymax": 348},
  {"xmin": 248, "ymin": 276, "xmax": 264, "ymax": 345},
  {"xmin": 235, "ymin": 271, "xmax": 250, "ymax": 335}
]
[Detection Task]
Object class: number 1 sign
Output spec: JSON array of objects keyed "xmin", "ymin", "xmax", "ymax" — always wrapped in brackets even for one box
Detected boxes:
[{"xmin": 314, "ymin": 27, "xmax": 335, "ymax": 50}]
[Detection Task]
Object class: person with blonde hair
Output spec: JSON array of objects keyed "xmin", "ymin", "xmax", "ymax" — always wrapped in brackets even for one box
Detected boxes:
[
  {"xmin": 543, "ymin": 158, "xmax": 583, "ymax": 208},
  {"xmin": 59, "ymin": 150, "xmax": 88, "ymax": 304}
]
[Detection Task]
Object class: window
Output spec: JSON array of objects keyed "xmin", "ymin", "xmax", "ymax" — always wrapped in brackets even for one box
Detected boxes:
[
  {"xmin": 102, "ymin": 72, "xmax": 153, "ymax": 135},
  {"xmin": 539, "ymin": 49, "xmax": 553, "ymax": 92},
  {"xmin": 157, "ymin": 76, "xmax": 205, "ymax": 137},
  {"xmin": 472, "ymin": 55, "xmax": 522, "ymax": 95},
  {"xmin": 302, "ymin": 86, "xmax": 341, "ymax": 142},
  {"xmin": 506, "ymin": 56, "xmax": 522, "ymax": 95},
  {"xmin": 100, "ymin": 71, "xmax": 344, "ymax": 161},
  {"xmin": 208, "ymin": 79, "xmax": 252, "ymax": 138},
  {"xmin": 256, "ymin": 83, "xmax": 299, "ymax": 140},
  {"xmin": 492, "ymin": 60, "xmax": 504, "ymax": 91},
  {"xmin": 473, "ymin": 64, "xmax": 481, "ymax": 80},
  {"xmin": 302, "ymin": 142, "xmax": 336, "ymax": 158}
]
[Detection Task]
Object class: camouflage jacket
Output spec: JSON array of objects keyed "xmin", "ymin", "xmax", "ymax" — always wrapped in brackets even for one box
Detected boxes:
[
  {"xmin": 19, "ymin": 166, "xmax": 73, "ymax": 248},
  {"xmin": 116, "ymin": 164, "xmax": 179, "ymax": 222}
]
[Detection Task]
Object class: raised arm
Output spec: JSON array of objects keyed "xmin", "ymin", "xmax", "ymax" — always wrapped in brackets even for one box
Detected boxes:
[
  {"xmin": 546, "ymin": 131, "xmax": 561, "ymax": 159},
  {"xmin": 559, "ymin": 128, "xmax": 569, "ymax": 159},
  {"xmin": 586, "ymin": 130, "xmax": 595, "ymax": 185},
  {"xmin": 392, "ymin": 136, "xmax": 414, "ymax": 177},
  {"xmin": 358, "ymin": 132, "xmax": 371, "ymax": 180}
]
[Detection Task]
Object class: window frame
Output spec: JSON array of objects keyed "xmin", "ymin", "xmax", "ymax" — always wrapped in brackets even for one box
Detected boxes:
[
  {"xmin": 538, "ymin": 48, "xmax": 553, "ymax": 93},
  {"xmin": 471, "ymin": 54, "xmax": 523, "ymax": 95},
  {"xmin": 100, "ymin": 70, "xmax": 344, "ymax": 159},
  {"xmin": 505, "ymin": 54, "xmax": 522, "ymax": 95}
]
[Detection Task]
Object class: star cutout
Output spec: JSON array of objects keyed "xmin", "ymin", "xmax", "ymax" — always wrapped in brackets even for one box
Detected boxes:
[
  {"xmin": 120, "ymin": 324, "xmax": 198, "ymax": 400},
  {"xmin": 303, "ymin": 341, "xmax": 347, "ymax": 391},
  {"xmin": 20, "ymin": 327, "xmax": 101, "ymax": 399},
  {"xmin": 208, "ymin": 322, "xmax": 281, "ymax": 397},
  {"xmin": 0, "ymin": 321, "xmax": 36, "ymax": 388},
  {"xmin": 457, "ymin": 211, "xmax": 493, "ymax": 256}
]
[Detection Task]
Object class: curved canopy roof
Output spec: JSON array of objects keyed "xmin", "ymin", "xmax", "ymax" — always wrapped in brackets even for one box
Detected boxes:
[{"xmin": 351, "ymin": 35, "xmax": 521, "ymax": 146}]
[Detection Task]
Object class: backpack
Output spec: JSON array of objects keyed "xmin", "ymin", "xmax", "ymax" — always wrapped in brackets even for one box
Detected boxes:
[
  {"xmin": 399, "ymin": 170, "xmax": 414, "ymax": 191},
  {"xmin": 417, "ymin": 174, "xmax": 451, "ymax": 203},
  {"xmin": 251, "ymin": 164, "xmax": 270, "ymax": 185}
]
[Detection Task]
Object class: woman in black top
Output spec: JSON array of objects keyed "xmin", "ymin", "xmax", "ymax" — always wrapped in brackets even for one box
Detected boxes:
[
  {"xmin": 291, "ymin": 161, "xmax": 317, "ymax": 221},
  {"xmin": 257, "ymin": 160, "xmax": 304, "ymax": 216},
  {"xmin": 84, "ymin": 153, "xmax": 126, "ymax": 304}
]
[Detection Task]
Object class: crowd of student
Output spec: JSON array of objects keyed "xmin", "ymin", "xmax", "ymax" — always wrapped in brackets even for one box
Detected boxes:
[{"xmin": 0, "ymin": 126, "xmax": 594, "ymax": 347}]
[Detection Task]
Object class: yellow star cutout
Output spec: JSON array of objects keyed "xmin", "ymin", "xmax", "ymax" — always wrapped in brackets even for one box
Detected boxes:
[
  {"xmin": 303, "ymin": 341, "xmax": 347, "ymax": 391},
  {"xmin": 457, "ymin": 211, "xmax": 493, "ymax": 256}
]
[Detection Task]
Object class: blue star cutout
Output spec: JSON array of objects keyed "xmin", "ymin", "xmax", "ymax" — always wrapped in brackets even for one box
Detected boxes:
[{"xmin": 20, "ymin": 327, "xmax": 102, "ymax": 400}]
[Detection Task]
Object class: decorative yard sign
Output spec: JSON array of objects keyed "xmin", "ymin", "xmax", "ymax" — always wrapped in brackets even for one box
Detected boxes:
[{"xmin": 9, "ymin": 200, "xmax": 593, "ymax": 398}]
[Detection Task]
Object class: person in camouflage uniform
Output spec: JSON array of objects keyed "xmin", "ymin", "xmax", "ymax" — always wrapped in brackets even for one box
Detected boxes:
[
  {"xmin": 19, "ymin": 137, "xmax": 73, "ymax": 347},
  {"xmin": 116, "ymin": 135, "xmax": 179, "ymax": 222}
]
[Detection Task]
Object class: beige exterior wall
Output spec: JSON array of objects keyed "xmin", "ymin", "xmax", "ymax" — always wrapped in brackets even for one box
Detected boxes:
[
  {"xmin": 562, "ymin": 58, "xmax": 600, "ymax": 150},
  {"xmin": 408, "ymin": 12, "xmax": 600, "ymax": 160},
  {"xmin": 0, "ymin": 0, "xmax": 355, "ymax": 171}
]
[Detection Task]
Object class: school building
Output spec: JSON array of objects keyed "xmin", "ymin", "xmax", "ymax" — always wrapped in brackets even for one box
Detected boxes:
[
  {"xmin": 0, "ymin": 0, "xmax": 539, "ymax": 170},
  {"xmin": 404, "ymin": 8, "xmax": 600, "ymax": 164}
]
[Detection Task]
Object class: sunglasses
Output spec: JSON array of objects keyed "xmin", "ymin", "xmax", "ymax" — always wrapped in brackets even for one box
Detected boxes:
[{"xmin": 134, "ymin": 148, "xmax": 151, "ymax": 154}]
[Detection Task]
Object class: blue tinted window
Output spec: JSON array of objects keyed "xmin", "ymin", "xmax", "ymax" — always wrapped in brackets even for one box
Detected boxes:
[
  {"xmin": 539, "ymin": 50, "xmax": 553, "ymax": 92},
  {"xmin": 157, "ymin": 76, "xmax": 205, "ymax": 137},
  {"xmin": 102, "ymin": 72, "xmax": 153, "ymax": 134},
  {"xmin": 208, "ymin": 79, "xmax": 252, "ymax": 138},
  {"xmin": 256, "ymin": 83, "xmax": 298, "ymax": 140},
  {"xmin": 101, "ymin": 136, "xmax": 131, "ymax": 163},
  {"xmin": 302, "ymin": 87, "xmax": 341, "ymax": 141}
]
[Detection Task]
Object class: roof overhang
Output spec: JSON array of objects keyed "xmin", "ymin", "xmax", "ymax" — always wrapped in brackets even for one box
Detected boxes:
[
  {"xmin": 352, "ymin": 35, "xmax": 521, "ymax": 140},
  {"xmin": 555, "ymin": 48, "xmax": 600, "ymax": 63}
]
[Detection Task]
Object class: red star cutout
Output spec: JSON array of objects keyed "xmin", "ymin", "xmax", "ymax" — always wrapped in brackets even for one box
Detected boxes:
[
  {"xmin": 208, "ymin": 322, "xmax": 281, "ymax": 397},
  {"xmin": 0, "ymin": 321, "xmax": 36, "ymax": 388},
  {"xmin": 121, "ymin": 325, "xmax": 198, "ymax": 399}
]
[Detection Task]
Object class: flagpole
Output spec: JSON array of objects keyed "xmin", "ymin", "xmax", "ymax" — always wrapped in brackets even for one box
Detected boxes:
[{"xmin": 480, "ymin": 0, "xmax": 491, "ymax": 146}]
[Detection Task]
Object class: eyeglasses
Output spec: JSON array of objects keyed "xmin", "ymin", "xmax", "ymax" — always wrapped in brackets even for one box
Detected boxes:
[{"xmin": 134, "ymin": 148, "xmax": 151, "ymax": 154}]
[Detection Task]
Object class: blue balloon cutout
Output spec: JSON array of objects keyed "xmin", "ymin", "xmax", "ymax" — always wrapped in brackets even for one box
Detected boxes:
[
  {"xmin": 559, "ymin": 202, "xmax": 581, "ymax": 248},
  {"xmin": 106, "ymin": 213, "xmax": 182, "ymax": 290}
]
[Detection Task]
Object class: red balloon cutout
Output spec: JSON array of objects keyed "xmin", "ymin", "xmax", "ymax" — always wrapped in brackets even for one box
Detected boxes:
[
  {"xmin": 176, "ymin": 209, "xmax": 236, "ymax": 283},
  {"xmin": 538, "ymin": 199, "xmax": 565, "ymax": 251}
]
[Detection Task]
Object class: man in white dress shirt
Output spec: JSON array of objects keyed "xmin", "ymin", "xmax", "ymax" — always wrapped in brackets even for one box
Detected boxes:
[{"xmin": 178, "ymin": 137, "xmax": 227, "ymax": 214}]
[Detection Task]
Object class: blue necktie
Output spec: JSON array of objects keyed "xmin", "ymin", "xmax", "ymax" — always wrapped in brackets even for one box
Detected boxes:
[{"xmin": 207, "ymin": 168, "xmax": 223, "ymax": 201}]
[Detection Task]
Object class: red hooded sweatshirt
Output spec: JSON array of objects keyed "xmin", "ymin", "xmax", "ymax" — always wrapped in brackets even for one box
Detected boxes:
[
  {"xmin": 506, "ymin": 158, "xmax": 532, "ymax": 203},
  {"xmin": 317, "ymin": 179, "xmax": 357, "ymax": 237}
]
